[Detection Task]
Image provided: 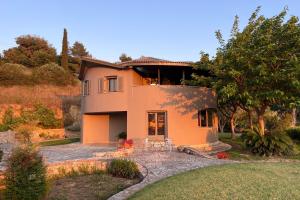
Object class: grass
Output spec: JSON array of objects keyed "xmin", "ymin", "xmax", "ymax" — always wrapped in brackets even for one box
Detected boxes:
[
  {"xmin": 46, "ymin": 173, "xmax": 139, "ymax": 200},
  {"xmin": 39, "ymin": 137, "xmax": 80, "ymax": 146},
  {"xmin": 218, "ymin": 132, "xmax": 300, "ymax": 161},
  {"xmin": 129, "ymin": 162, "xmax": 300, "ymax": 200}
]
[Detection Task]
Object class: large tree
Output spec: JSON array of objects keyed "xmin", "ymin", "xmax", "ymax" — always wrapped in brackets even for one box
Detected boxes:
[
  {"xmin": 61, "ymin": 28, "xmax": 69, "ymax": 70},
  {"xmin": 3, "ymin": 35, "xmax": 56, "ymax": 67},
  {"xmin": 216, "ymin": 7, "xmax": 300, "ymax": 135},
  {"xmin": 70, "ymin": 41, "xmax": 90, "ymax": 57}
]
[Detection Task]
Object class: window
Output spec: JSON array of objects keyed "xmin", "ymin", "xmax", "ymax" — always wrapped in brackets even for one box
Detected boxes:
[
  {"xmin": 83, "ymin": 80, "xmax": 90, "ymax": 96},
  {"xmin": 108, "ymin": 77, "xmax": 117, "ymax": 92},
  {"xmin": 198, "ymin": 108, "xmax": 216, "ymax": 127},
  {"xmin": 148, "ymin": 112, "xmax": 166, "ymax": 136}
]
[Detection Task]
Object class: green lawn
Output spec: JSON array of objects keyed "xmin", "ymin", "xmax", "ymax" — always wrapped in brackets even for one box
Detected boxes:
[
  {"xmin": 39, "ymin": 137, "xmax": 80, "ymax": 146},
  {"xmin": 129, "ymin": 162, "xmax": 300, "ymax": 200}
]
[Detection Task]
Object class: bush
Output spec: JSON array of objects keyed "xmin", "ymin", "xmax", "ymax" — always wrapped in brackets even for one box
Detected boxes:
[
  {"xmin": 242, "ymin": 128, "xmax": 295, "ymax": 156},
  {"xmin": 14, "ymin": 124, "xmax": 35, "ymax": 144},
  {"xmin": 0, "ymin": 107, "xmax": 20, "ymax": 130},
  {"xmin": 34, "ymin": 104, "xmax": 62, "ymax": 128},
  {"xmin": 0, "ymin": 63, "xmax": 29, "ymax": 85},
  {"xmin": 118, "ymin": 132, "xmax": 127, "ymax": 140},
  {"xmin": 286, "ymin": 127, "xmax": 300, "ymax": 141},
  {"xmin": 32, "ymin": 62, "xmax": 75, "ymax": 86},
  {"xmin": 107, "ymin": 159, "xmax": 140, "ymax": 179},
  {"xmin": 4, "ymin": 146, "xmax": 47, "ymax": 200}
]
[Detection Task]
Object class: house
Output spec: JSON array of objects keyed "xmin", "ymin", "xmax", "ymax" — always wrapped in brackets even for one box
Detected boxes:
[{"xmin": 79, "ymin": 56, "xmax": 219, "ymax": 146}]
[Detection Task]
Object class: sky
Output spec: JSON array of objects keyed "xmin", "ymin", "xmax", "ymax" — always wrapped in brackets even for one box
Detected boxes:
[{"xmin": 1, "ymin": 0, "xmax": 300, "ymax": 62}]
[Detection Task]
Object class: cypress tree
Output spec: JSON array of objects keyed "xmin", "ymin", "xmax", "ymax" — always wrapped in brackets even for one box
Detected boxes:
[{"xmin": 61, "ymin": 28, "xmax": 68, "ymax": 70}]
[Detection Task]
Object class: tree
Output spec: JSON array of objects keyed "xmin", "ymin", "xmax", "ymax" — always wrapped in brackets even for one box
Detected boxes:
[
  {"xmin": 216, "ymin": 7, "xmax": 300, "ymax": 135},
  {"xmin": 70, "ymin": 41, "xmax": 90, "ymax": 57},
  {"xmin": 61, "ymin": 28, "xmax": 69, "ymax": 70},
  {"xmin": 119, "ymin": 53, "xmax": 132, "ymax": 62},
  {"xmin": 3, "ymin": 35, "xmax": 56, "ymax": 67}
]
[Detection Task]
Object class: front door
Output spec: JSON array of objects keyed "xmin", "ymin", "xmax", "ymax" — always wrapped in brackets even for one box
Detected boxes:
[{"xmin": 148, "ymin": 112, "xmax": 166, "ymax": 139}]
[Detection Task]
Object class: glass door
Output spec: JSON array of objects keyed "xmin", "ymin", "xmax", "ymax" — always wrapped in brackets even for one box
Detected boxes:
[{"xmin": 148, "ymin": 112, "xmax": 166, "ymax": 137}]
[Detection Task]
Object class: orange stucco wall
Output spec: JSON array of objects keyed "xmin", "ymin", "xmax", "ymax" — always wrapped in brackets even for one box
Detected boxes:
[
  {"xmin": 82, "ymin": 114, "xmax": 109, "ymax": 144},
  {"xmin": 127, "ymin": 85, "xmax": 218, "ymax": 146},
  {"xmin": 81, "ymin": 66, "xmax": 218, "ymax": 146}
]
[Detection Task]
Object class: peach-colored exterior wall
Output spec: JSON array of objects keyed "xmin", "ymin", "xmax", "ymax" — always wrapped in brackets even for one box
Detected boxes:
[
  {"xmin": 127, "ymin": 86, "xmax": 218, "ymax": 145},
  {"xmin": 81, "ymin": 66, "xmax": 218, "ymax": 146},
  {"xmin": 82, "ymin": 114, "xmax": 109, "ymax": 144}
]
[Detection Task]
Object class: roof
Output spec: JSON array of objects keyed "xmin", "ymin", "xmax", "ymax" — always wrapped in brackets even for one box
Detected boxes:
[
  {"xmin": 117, "ymin": 56, "xmax": 193, "ymax": 67},
  {"xmin": 79, "ymin": 56, "xmax": 193, "ymax": 80}
]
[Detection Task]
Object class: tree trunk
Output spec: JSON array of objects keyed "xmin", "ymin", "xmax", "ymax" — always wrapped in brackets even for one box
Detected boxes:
[
  {"xmin": 257, "ymin": 114, "xmax": 265, "ymax": 136},
  {"xmin": 230, "ymin": 115, "xmax": 236, "ymax": 139},
  {"xmin": 248, "ymin": 110, "xmax": 253, "ymax": 130}
]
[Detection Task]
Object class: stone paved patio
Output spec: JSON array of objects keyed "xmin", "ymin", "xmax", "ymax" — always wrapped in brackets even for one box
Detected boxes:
[
  {"xmin": 108, "ymin": 151, "xmax": 235, "ymax": 200},
  {"xmin": 40, "ymin": 143, "xmax": 116, "ymax": 163}
]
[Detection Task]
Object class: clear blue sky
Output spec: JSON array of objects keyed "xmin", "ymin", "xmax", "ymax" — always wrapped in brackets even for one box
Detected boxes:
[{"xmin": 1, "ymin": 0, "xmax": 299, "ymax": 62}]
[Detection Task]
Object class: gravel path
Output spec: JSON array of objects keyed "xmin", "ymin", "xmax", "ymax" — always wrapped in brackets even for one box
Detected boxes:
[
  {"xmin": 40, "ymin": 143, "xmax": 116, "ymax": 163},
  {"xmin": 108, "ymin": 151, "xmax": 234, "ymax": 200}
]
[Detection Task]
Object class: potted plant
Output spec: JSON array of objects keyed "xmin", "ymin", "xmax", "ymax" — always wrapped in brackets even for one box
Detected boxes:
[{"xmin": 117, "ymin": 131, "xmax": 127, "ymax": 144}]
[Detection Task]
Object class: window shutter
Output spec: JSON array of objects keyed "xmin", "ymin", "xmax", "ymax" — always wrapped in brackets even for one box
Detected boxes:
[
  {"xmin": 87, "ymin": 80, "xmax": 91, "ymax": 95},
  {"xmin": 98, "ymin": 78, "xmax": 103, "ymax": 93},
  {"xmin": 117, "ymin": 76, "xmax": 123, "ymax": 92},
  {"xmin": 103, "ymin": 78, "xmax": 108, "ymax": 93}
]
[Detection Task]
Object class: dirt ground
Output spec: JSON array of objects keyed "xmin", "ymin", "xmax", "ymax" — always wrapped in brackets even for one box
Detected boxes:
[{"xmin": 46, "ymin": 174, "xmax": 139, "ymax": 200}]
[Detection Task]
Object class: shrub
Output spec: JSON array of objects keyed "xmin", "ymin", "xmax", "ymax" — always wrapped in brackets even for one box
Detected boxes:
[
  {"xmin": 0, "ymin": 63, "xmax": 29, "ymax": 85},
  {"xmin": 0, "ymin": 107, "xmax": 20, "ymax": 130},
  {"xmin": 14, "ymin": 124, "xmax": 35, "ymax": 144},
  {"xmin": 242, "ymin": 127, "xmax": 295, "ymax": 156},
  {"xmin": 32, "ymin": 62, "xmax": 75, "ymax": 86},
  {"xmin": 4, "ymin": 146, "xmax": 47, "ymax": 200},
  {"xmin": 286, "ymin": 127, "xmax": 300, "ymax": 141},
  {"xmin": 118, "ymin": 132, "xmax": 127, "ymax": 140},
  {"xmin": 34, "ymin": 104, "xmax": 62, "ymax": 128},
  {"xmin": 107, "ymin": 159, "xmax": 140, "ymax": 179},
  {"xmin": 0, "ymin": 124, "xmax": 9, "ymax": 132}
]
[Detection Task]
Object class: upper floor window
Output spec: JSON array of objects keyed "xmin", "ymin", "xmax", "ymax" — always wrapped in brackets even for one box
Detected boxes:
[
  {"xmin": 83, "ymin": 80, "xmax": 90, "ymax": 96},
  {"xmin": 108, "ymin": 76, "xmax": 117, "ymax": 92},
  {"xmin": 98, "ymin": 76, "xmax": 123, "ymax": 93},
  {"xmin": 198, "ymin": 108, "xmax": 216, "ymax": 127}
]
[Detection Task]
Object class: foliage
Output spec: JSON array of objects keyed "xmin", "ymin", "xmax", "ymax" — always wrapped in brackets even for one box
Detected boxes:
[
  {"xmin": 0, "ymin": 63, "xmax": 30, "ymax": 85},
  {"xmin": 61, "ymin": 28, "xmax": 69, "ymax": 70},
  {"xmin": 33, "ymin": 104, "xmax": 62, "ymax": 128},
  {"xmin": 0, "ymin": 105, "xmax": 62, "ymax": 131},
  {"xmin": 32, "ymin": 62, "xmax": 75, "ymax": 85},
  {"xmin": 118, "ymin": 131, "xmax": 127, "ymax": 140},
  {"xmin": 286, "ymin": 127, "xmax": 300, "ymax": 141},
  {"xmin": 213, "ymin": 7, "xmax": 300, "ymax": 135},
  {"xmin": 4, "ymin": 146, "xmax": 47, "ymax": 200},
  {"xmin": 1, "ymin": 107, "xmax": 20, "ymax": 130},
  {"xmin": 70, "ymin": 41, "xmax": 90, "ymax": 57},
  {"xmin": 3, "ymin": 35, "xmax": 56, "ymax": 67},
  {"xmin": 119, "ymin": 53, "xmax": 132, "ymax": 62},
  {"xmin": 242, "ymin": 127, "xmax": 295, "ymax": 156},
  {"xmin": 39, "ymin": 138, "xmax": 80, "ymax": 146},
  {"xmin": 107, "ymin": 159, "xmax": 140, "ymax": 179},
  {"xmin": 14, "ymin": 124, "xmax": 35, "ymax": 144}
]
